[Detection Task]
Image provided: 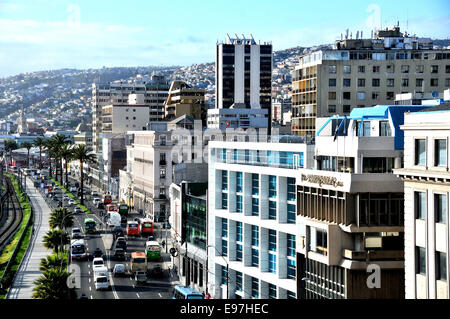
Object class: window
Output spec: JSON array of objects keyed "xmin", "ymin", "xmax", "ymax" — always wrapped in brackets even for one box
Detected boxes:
[
  {"xmin": 415, "ymin": 192, "xmax": 426, "ymax": 220},
  {"xmin": 416, "ymin": 247, "xmax": 426, "ymax": 275},
  {"xmin": 222, "ymin": 193, "xmax": 228, "ymax": 209},
  {"xmin": 415, "ymin": 139, "xmax": 426, "ymax": 165},
  {"xmin": 343, "ymin": 105, "xmax": 351, "ymax": 113},
  {"xmin": 251, "ymin": 249, "xmax": 259, "ymax": 267},
  {"xmin": 358, "ymin": 65, "xmax": 365, "ymax": 73},
  {"xmin": 387, "ymin": 78, "xmax": 394, "ymax": 87},
  {"xmin": 357, "ymin": 78, "xmax": 365, "ymax": 87},
  {"xmin": 315, "ymin": 229, "xmax": 328, "ymax": 256},
  {"xmin": 386, "ymin": 64, "xmax": 395, "ymax": 73},
  {"xmin": 268, "ymin": 284, "xmax": 277, "ymax": 299},
  {"xmin": 221, "ymin": 266, "xmax": 228, "ymax": 285},
  {"xmin": 416, "ymin": 78, "xmax": 424, "ymax": 87},
  {"xmin": 236, "ymin": 172, "xmax": 242, "ymax": 192},
  {"xmin": 431, "ymin": 65, "xmax": 439, "ymax": 73},
  {"xmin": 159, "ymin": 168, "xmax": 166, "ymax": 178},
  {"xmin": 287, "ymin": 177, "xmax": 295, "ymax": 201},
  {"xmin": 343, "ymin": 78, "xmax": 351, "ymax": 87},
  {"xmin": 287, "ymin": 259, "xmax": 296, "ymax": 279},
  {"xmin": 343, "ymin": 65, "xmax": 351, "ymax": 74},
  {"xmin": 252, "ymin": 198, "xmax": 259, "ymax": 216},
  {"xmin": 287, "ymin": 204, "xmax": 296, "ymax": 223},
  {"xmin": 373, "ymin": 65, "xmax": 380, "ymax": 73},
  {"xmin": 287, "ymin": 290, "xmax": 296, "ymax": 299},
  {"xmin": 430, "ymin": 78, "xmax": 438, "ymax": 86},
  {"xmin": 357, "ymin": 92, "xmax": 366, "ymax": 100},
  {"xmin": 236, "ymin": 243, "xmax": 243, "ymax": 261},
  {"xmin": 435, "ymin": 139, "xmax": 447, "ymax": 166},
  {"xmin": 221, "ymin": 218, "xmax": 228, "ymax": 238},
  {"xmin": 251, "ymin": 277, "xmax": 259, "ymax": 298},
  {"xmin": 372, "ymin": 78, "xmax": 380, "ymax": 87},
  {"xmin": 343, "ymin": 92, "xmax": 351, "ymax": 100},
  {"xmin": 287, "ymin": 234, "xmax": 296, "ymax": 257},
  {"xmin": 236, "ymin": 272, "xmax": 243, "ymax": 291},
  {"xmin": 329, "ymin": 65, "xmax": 337, "ymax": 74},
  {"xmin": 252, "ymin": 174, "xmax": 259, "ymax": 195},
  {"xmin": 362, "ymin": 121, "xmax": 371, "ymax": 136},
  {"xmin": 268, "ymin": 253, "xmax": 277, "ymax": 274},
  {"xmin": 446, "ymin": 78, "xmax": 450, "ymax": 87},
  {"xmin": 328, "ymin": 105, "xmax": 336, "ymax": 113},
  {"xmin": 379, "ymin": 121, "xmax": 392, "ymax": 136},
  {"xmin": 416, "ymin": 65, "xmax": 424, "ymax": 73},
  {"xmin": 269, "ymin": 175, "xmax": 277, "ymax": 198},
  {"xmin": 436, "ymin": 252, "xmax": 447, "ymax": 281},
  {"xmin": 329, "ymin": 78, "xmax": 336, "ymax": 87},
  {"xmin": 372, "ymin": 92, "xmax": 380, "ymax": 100},
  {"xmin": 251, "ymin": 225, "xmax": 259, "ymax": 246},
  {"xmin": 386, "ymin": 92, "xmax": 394, "ymax": 100},
  {"xmin": 269, "ymin": 200, "xmax": 277, "ymax": 220},
  {"xmin": 221, "ymin": 239, "xmax": 228, "ymax": 257},
  {"xmin": 328, "ymin": 92, "xmax": 336, "ymax": 100},
  {"xmin": 236, "ymin": 195, "xmax": 242, "ymax": 213},
  {"xmin": 269, "ymin": 230, "xmax": 277, "ymax": 252},
  {"xmin": 435, "ymin": 194, "xmax": 447, "ymax": 224},
  {"xmin": 402, "ymin": 78, "xmax": 409, "ymax": 87},
  {"xmin": 446, "ymin": 65, "xmax": 450, "ymax": 73},
  {"xmin": 401, "ymin": 65, "xmax": 409, "ymax": 73}
]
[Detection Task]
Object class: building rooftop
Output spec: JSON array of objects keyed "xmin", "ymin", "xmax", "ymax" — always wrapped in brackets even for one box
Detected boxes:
[{"xmin": 416, "ymin": 102, "xmax": 450, "ymax": 112}]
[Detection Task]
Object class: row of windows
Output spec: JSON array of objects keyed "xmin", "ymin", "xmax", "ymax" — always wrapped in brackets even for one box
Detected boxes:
[
  {"xmin": 415, "ymin": 192, "xmax": 447, "ymax": 223},
  {"xmin": 329, "ymin": 64, "xmax": 450, "ymax": 74},
  {"xmin": 415, "ymin": 138, "xmax": 447, "ymax": 167},
  {"xmin": 416, "ymin": 247, "xmax": 447, "ymax": 281},
  {"xmin": 329, "ymin": 78, "xmax": 448, "ymax": 88}
]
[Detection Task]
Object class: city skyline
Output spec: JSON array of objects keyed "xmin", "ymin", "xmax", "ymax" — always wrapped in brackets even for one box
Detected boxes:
[{"xmin": 0, "ymin": 0, "xmax": 449, "ymax": 77}]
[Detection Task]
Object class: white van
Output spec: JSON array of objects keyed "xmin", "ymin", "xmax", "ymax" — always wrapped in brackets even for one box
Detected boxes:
[
  {"xmin": 107, "ymin": 212, "xmax": 121, "ymax": 228},
  {"xmin": 93, "ymin": 266, "xmax": 110, "ymax": 290}
]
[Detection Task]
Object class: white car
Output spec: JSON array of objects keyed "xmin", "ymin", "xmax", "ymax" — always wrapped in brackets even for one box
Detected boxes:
[
  {"xmin": 92, "ymin": 257, "xmax": 105, "ymax": 269},
  {"xmin": 69, "ymin": 186, "xmax": 77, "ymax": 192},
  {"xmin": 93, "ymin": 266, "xmax": 110, "ymax": 290},
  {"xmin": 93, "ymin": 197, "xmax": 101, "ymax": 205},
  {"xmin": 71, "ymin": 227, "xmax": 82, "ymax": 239},
  {"xmin": 68, "ymin": 199, "xmax": 76, "ymax": 206},
  {"xmin": 74, "ymin": 206, "xmax": 82, "ymax": 214},
  {"xmin": 91, "ymin": 191, "xmax": 99, "ymax": 197},
  {"xmin": 113, "ymin": 264, "xmax": 125, "ymax": 277}
]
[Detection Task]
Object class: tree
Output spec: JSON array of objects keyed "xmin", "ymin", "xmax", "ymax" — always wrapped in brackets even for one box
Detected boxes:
[
  {"xmin": 72, "ymin": 144, "xmax": 96, "ymax": 206},
  {"xmin": 49, "ymin": 208, "xmax": 74, "ymax": 230},
  {"xmin": 42, "ymin": 229, "xmax": 69, "ymax": 256},
  {"xmin": 44, "ymin": 139, "xmax": 54, "ymax": 178},
  {"xmin": 21, "ymin": 142, "xmax": 33, "ymax": 168},
  {"xmin": 33, "ymin": 137, "xmax": 46, "ymax": 170},
  {"xmin": 50, "ymin": 134, "xmax": 70, "ymax": 184},
  {"xmin": 4, "ymin": 138, "xmax": 18, "ymax": 167},
  {"xmin": 32, "ymin": 268, "xmax": 77, "ymax": 299},
  {"xmin": 59, "ymin": 143, "xmax": 73, "ymax": 187},
  {"xmin": 39, "ymin": 254, "xmax": 67, "ymax": 272}
]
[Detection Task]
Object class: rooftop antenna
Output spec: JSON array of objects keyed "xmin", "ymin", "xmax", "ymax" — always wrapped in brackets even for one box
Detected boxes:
[
  {"xmin": 242, "ymin": 34, "xmax": 246, "ymax": 43},
  {"xmin": 226, "ymin": 33, "xmax": 232, "ymax": 44},
  {"xmin": 356, "ymin": 31, "xmax": 359, "ymax": 39},
  {"xmin": 345, "ymin": 29, "xmax": 349, "ymax": 39},
  {"xmin": 250, "ymin": 34, "xmax": 255, "ymax": 44},
  {"xmin": 361, "ymin": 30, "xmax": 363, "ymax": 39},
  {"xmin": 341, "ymin": 33, "xmax": 343, "ymax": 40},
  {"xmin": 350, "ymin": 31, "xmax": 352, "ymax": 39}
]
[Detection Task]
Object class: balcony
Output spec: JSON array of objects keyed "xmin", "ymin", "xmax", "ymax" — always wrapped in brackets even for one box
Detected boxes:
[{"xmin": 343, "ymin": 249, "xmax": 404, "ymax": 261}]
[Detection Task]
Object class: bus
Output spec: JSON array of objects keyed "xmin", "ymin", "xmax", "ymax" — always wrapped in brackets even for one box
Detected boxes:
[
  {"xmin": 118, "ymin": 204, "xmax": 129, "ymax": 216},
  {"xmin": 70, "ymin": 239, "xmax": 87, "ymax": 261},
  {"xmin": 103, "ymin": 194, "xmax": 112, "ymax": 205},
  {"xmin": 145, "ymin": 241, "xmax": 161, "ymax": 261},
  {"xmin": 139, "ymin": 218, "xmax": 154, "ymax": 236},
  {"xmin": 84, "ymin": 218, "xmax": 97, "ymax": 234},
  {"xmin": 106, "ymin": 203, "xmax": 118, "ymax": 213},
  {"xmin": 126, "ymin": 221, "xmax": 140, "ymax": 237},
  {"xmin": 172, "ymin": 285, "xmax": 204, "ymax": 299},
  {"xmin": 130, "ymin": 252, "xmax": 147, "ymax": 273}
]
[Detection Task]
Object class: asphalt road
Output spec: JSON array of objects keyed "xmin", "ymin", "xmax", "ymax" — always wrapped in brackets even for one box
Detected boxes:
[{"xmin": 36, "ymin": 171, "xmax": 176, "ymax": 300}]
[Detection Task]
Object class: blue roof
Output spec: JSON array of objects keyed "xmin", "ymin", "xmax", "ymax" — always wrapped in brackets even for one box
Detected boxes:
[{"xmin": 174, "ymin": 285, "xmax": 203, "ymax": 296}]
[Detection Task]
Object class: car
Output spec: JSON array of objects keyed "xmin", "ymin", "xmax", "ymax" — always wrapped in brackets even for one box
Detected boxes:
[
  {"xmin": 115, "ymin": 237, "xmax": 127, "ymax": 250},
  {"xmin": 71, "ymin": 227, "xmax": 83, "ymax": 239},
  {"xmin": 91, "ymin": 191, "xmax": 99, "ymax": 197},
  {"xmin": 92, "ymin": 257, "xmax": 104, "ymax": 269},
  {"xmin": 113, "ymin": 264, "xmax": 126, "ymax": 277},
  {"xmin": 92, "ymin": 248, "xmax": 104, "ymax": 259},
  {"xmin": 92, "ymin": 197, "xmax": 101, "ymax": 205},
  {"xmin": 97, "ymin": 202, "xmax": 105, "ymax": 209},
  {"xmin": 150, "ymin": 264, "xmax": 164, "ymax": 278},
  {"xmin": 64, "ymin": 195, "xmax": 70, "ymax": 201},
  {"xmin": 68, "ymin": 199, "xmax": 76, "ymax": 206},
  {"xmin": 69, "ymin": 186, "xmax": 77, "ymax": 192},
  {"xmin": 135, "ymin": 271, "xmax": 147, "ymax": 285},
  {"xmin": 147, "ymin": 235, "xmax": 155, "ymax": 241},
  {"xmin": 113, "ymin": 247, "xmax": 126, "ymax": 261},
  {"xmin": 74, "ymin": 206, "xmax": 82, "ymax": 214}
]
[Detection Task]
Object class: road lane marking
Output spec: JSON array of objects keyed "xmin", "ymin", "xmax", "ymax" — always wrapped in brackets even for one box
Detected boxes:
[
  {"xmin": 89, "ymin": 286, "xmax": 92, "ymax": 291},
  {"xmin": 90, "ymin": 295, "xmax": 93, "ymax": 299},
  {"xmin": 158, "ymin": 293, "xmax": 162, "ymax": 298},
  {"xmin": 88, "ymin": 278, "xmax": 91, "ymax": 283}
]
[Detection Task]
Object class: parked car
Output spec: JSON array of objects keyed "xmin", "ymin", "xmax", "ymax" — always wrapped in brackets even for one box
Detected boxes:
[{"xmin": 113, "ymin": 264, "xmax": 125, "ymax": 277}]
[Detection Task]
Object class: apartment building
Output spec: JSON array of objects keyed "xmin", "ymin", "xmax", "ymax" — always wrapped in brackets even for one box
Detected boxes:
[
  {"xmin": 91, "ymin": 74, "xmax": 170, "ymax": 153},
  {"xmin": 291, "ymin": 26, "xmax": 450, "ymax": 136},
  {"xmin": 207, "ymin": 140, "xmax": 314, "ymax": 299},
  {"xmin": 272, "ymin": 98, "xmax": 292, "ymax": 125},
  {"xmin": 210, "ymin": 35, "xmax": 272, "ymax": 131},
  {"xmin": 295, "ymin": 104, "xmax": 437, "ymax": 299},
  {"xmin": 394, "ymin": 103, "xmax": 450, "ymax": 299},
  {"xmin": 164, "ymin": 80, "xmax": 205, "ymax": 122}
]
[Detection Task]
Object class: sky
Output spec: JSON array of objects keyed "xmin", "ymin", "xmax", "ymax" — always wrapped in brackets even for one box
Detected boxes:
[{"xmin": 0, "ymin": 0, "xmax": 449, "ymax": 78}]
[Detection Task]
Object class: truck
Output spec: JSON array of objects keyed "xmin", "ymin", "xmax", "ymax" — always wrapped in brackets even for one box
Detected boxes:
[
  {"xmin": 130, "ymin": 252, "xmax": 147, "ymax": 274},
  {"xmin": 106, "ymin": 212, "xmax": 121, "ymax": 228},
  {"xmin": 93, "ymin": 266, "xmax": 110, "ymax": 290}
]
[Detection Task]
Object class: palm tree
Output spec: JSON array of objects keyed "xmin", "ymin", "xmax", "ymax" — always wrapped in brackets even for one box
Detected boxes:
[
  {"xmin": 21, "ymin": 142, "xmax": 33, "ymax": 168},
  {"xmin": 42, "ymin": 229, "xmax": 69, "ymax": 256},
  {"xmin": 72, "ymin": 144, "xmax": 96, "ymax": 206},
  {"xmin": 33, "ymin": 137, "xmax": 46, "ymax": 170},
  {"xmin": 49, "ymin": 207, "xmax": 74, "ymax": 230},
  {"xmin": 4, "ymin": 138, "xmax": 18, "ymax": 168},
  {"xmin": 32, "ymin": 268, "xmax": 76, "ymax": 299},
  {"xmin": 59, "ymin": 143, "xmax": 73, "ymax": 188},
  {"xmin": 44, "ymin": 139, "xmax": 54, "ymax": 179},
  {"xmin": 39, "ymin": 254, "xmax": 67, "ymax": 272},
  {"xmin": 51, "ymin": 134, "xmax": 70, "ymax": 184}
]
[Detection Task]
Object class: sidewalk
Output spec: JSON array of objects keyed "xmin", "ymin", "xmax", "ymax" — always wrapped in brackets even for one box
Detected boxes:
[{"xmin": 7, "ymin": 177, "xmax": 52, "ymax": 299}]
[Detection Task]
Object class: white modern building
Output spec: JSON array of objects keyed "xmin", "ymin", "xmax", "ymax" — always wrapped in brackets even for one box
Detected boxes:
[
  {"xmin": 394, "ymin": 103, "xmax": 450, "ymax": 299},
  {"xmin": 207, "ymin": 106, "xmax": 268, "ymax": 130},
  {"xmin": 207, "ymin": 140, "xmax": 314, "ymax": 299}
]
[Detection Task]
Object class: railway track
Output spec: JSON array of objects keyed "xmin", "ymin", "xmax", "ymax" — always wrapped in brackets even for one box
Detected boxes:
[{"xmin": 0, "ymin": 176, "xmax": 24, "ymax": 253}]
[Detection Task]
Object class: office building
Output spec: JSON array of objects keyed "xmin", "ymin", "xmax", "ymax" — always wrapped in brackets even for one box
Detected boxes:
[
  {"xmin": 210, "ymin": 35, "xmax": 272, "ymax": 131},
  {"xmin": 394, "ymin": 103, "xmax": 450, "ymax": 299},
  {"xmin": 291, "ymin": 26, "xmax": 450, "ymax": 136},
  {"xmin": 207, "ymin": 140, "xmax": 314, "ymax": 299},
  {"xmin": 164, "ymin": 80, "xmax": 206, "ymax": 122}
]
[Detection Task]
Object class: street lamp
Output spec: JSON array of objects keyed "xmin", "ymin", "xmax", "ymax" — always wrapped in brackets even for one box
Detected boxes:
[{"xmin": 207, "ymin": 244, "xmax": 229, "ymax": 299}]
